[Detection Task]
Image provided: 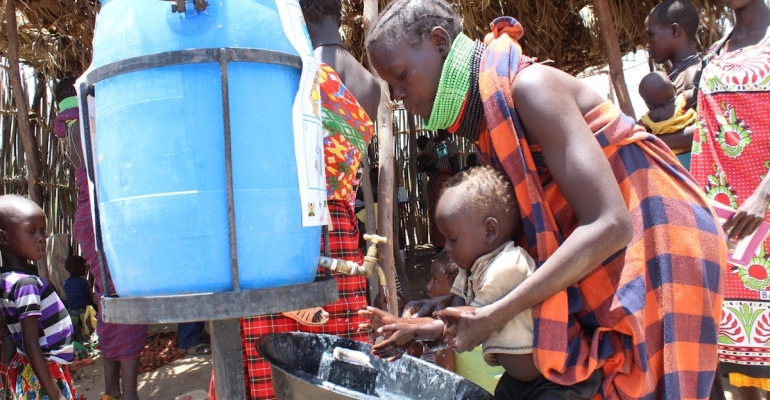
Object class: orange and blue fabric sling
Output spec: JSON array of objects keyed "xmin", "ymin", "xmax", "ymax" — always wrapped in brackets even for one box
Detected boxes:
[{"xmin": 476, "ymin": 17, "xmax": 726, "ymax": 399}]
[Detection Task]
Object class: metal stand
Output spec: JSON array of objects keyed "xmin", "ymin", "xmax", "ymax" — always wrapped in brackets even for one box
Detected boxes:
[
  {"xmin": 80, "ymin": 47, "xmax": 337, "ymax": 399},
  {"xmin": 100, "ymin": 279, "xmax": 338, "ymax": 399}
]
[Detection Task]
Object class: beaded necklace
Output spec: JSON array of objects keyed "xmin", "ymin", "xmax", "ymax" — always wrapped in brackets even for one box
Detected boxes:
[
  {"xmin": 451, "ymin": 40, "xmax": 485, "ymax": 142},
  {"xmin": 423, "ymin": 33, "xmax": 475, "ymax": 130}
]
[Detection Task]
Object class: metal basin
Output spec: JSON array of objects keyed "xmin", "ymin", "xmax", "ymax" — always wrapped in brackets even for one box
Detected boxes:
[{"xmin": 258, "ymin": 332, "xmax": 495, "ymax": 400}]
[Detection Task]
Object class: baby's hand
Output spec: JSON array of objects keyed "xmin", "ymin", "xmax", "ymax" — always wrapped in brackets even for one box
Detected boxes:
[
  {"xmin": 371, "ymin": 323, "xmax": 418, "ymax": 362},
  {"xmin": 358, "ymin": 306, "xmax": 399, "ymax": 332}
]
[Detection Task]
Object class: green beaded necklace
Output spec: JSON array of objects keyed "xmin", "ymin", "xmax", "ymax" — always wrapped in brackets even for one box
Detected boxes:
[{"xmin": 423, "ymin": 33, "xmax": 475, "ymax": 131}]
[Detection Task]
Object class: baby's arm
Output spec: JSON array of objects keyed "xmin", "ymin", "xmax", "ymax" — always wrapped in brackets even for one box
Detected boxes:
[
  {"xmin": 358, "ymin": 306, "xmax": 436, "ymax": 332},
  {"xmin": 371, "ymin": 319, "xmax": 446, "ymax": 361},
  {"xmin": 21, "ymin": 316, "xmax": 65, "ymax": 400}
]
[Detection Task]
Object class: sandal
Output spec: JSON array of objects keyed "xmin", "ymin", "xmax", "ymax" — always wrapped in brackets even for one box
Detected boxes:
[
  {"xmin": 282, "ymin": 307, "xmax": 329, "ymax": 326},
  {"xmin": 185, "ymin": 342, "xmax": 211, "ymax": 355}
]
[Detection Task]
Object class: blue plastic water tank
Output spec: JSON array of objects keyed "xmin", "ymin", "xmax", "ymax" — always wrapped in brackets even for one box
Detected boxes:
[{"xmin": 90, "ymin": 0, "xmax": 320, "ymax": 296}]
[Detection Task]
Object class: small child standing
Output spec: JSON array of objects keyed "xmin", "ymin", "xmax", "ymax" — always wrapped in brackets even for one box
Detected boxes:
[
  {"xmin": 363, "ymin": 167, "xmax": 603, "ymax": 398},
  {"xmin": 416, "ymin": 251, "xmax": 458, "ymax": 369},
  {"xmin": 420, "ymin": 251, "xmax": 504, "ymax": 394},
  {"xmin": 63, "ymin": 255, "xmax": 94, "ymax": 343},
  {"xmin": 639, "ymin": 71, "xmax": 697, "ymax": 156},
  {"xmin": 0, "ymin": 195, "xmax": 76, "ymax": 399}
]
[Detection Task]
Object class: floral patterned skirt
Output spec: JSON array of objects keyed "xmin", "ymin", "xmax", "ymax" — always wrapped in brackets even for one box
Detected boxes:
[{"xmin": 6, "ymin": 353, "xmax": 75, "ymax": 400}]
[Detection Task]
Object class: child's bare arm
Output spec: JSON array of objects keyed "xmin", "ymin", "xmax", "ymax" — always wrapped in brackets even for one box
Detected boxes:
[
  {"xmin": 401, "ymin": 294, "xmax": 463, "ymax": 318},
  {"xmin": 358, "ymin": 306, "xmax": 436, "ymax": 332},
  {"xmin": 371, "ymin": 319, "xmax": 445, "ymax": 361},
  {"xmin": 21, "ymin": 316, "xmax": 65, "ymax": 400}
]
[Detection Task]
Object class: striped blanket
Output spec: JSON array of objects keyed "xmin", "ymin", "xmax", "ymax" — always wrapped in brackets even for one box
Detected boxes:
[{"xmin": 476, "ymin": 17, "xmax": 726, "ymax": 399}]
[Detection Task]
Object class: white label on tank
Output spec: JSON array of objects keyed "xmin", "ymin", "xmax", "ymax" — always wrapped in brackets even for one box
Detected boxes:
[{"xmin": 276, "ymin": 0, "xmax": 328, "ymax": 226}]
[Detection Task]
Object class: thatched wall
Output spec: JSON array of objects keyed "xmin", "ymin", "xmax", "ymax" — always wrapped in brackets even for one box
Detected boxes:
[{"xmin": 0, "ymin": 64, "xmax": 78, "ymax": 240}]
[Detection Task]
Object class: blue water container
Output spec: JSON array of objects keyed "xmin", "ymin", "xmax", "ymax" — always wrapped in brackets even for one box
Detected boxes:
[{"xmin": 90, "ymin": 0, "xmax": 320, "ymax": 296}]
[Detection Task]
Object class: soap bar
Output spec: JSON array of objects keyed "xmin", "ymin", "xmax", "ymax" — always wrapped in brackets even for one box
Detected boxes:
[{"xmin": 318, "ymin": 349, "xmax": 378, "ymax": 395}]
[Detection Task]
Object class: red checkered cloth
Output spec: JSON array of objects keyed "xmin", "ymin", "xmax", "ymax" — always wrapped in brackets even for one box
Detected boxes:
[
  {"xmin": 210, "ymin": 201, "xmax": 369, "ymax": 400},
  {"xmin": 73, "ymin": 167, "xmax": 148, "ymax": 361},
  {"xmin": 476, "ymin": 17, "xmax": 725, "ymax": 399}
]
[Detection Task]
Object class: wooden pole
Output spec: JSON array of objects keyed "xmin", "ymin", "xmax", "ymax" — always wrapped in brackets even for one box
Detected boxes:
[
  {"xmin": 392, "ymin": 179, "xmax": 409, "ymax": 297},
  {"xmin": 361, "ymin": 153, "xmax": 379, "ymax": 303},
  {"xmin": 5, "ymin": 0, "xmax": 47, "ymax": 282},
  {"xmin": 406, "ymin": 114, "xmax": 418, "ymax": 273},
  {"xmin": 362, "ymin": 0, "xmax": 398, "ymax": 316},
  {"xmin": 593, "ymin": 0, "xmax": 636, "ymax": 119},
  {"xmin": 5, "ymin": 0, "xmax": 44, "ymax": 207}
]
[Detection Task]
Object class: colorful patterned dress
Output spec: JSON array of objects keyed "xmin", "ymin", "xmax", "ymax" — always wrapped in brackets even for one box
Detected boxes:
[
  {"xmin": 233, "ymin": 64, "xmax": 374, "ymax": 400},
  {"xmin": 690, "ymin": 31, "xmax": 770, "ymax": 389}
]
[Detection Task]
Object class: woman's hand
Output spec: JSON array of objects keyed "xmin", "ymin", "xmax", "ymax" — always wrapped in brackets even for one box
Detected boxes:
[
  {"xmin": 724, "ymin": 187, "xmax": 770, "ymax": 245},
  {"xmin": 401, "ymin": 294, "xmax": 455, "ymax": 318},
  {"xmin": 371, "ymin": 323, "xmax": 419, "ymax": 361},
  {"xmin": 436, "ymin": 306, "xmax": 491, "ymax": 352}
]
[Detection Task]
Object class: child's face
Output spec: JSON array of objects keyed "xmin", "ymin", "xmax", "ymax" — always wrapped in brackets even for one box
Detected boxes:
[
  {"xmin": 2, "ymin": 207, "xmax": 47, "ymax": 262},
  {"xmin": 435, "ymin": 200, "xmax": 489, "ymax": 271},
  {"xmin": 426, "ymin": 262, "xmax": 454, "ymax": 298}
]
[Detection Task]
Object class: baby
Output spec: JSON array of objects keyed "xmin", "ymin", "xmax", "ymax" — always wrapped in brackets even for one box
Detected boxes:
[
  {"xmin": 362, "ymin": 166, "xmax": 543, "ymax": 383},
  {"xmin": 639, "ymin": 71, "xmax": 697, "ymax": 154}
]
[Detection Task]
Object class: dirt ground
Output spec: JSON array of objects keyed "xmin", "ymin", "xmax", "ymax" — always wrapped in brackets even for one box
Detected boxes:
[
  {"xmin": 75, "ymin": 324, "xmax": 211, "ymax": 400},
  {"xmin": 70, "ymin": 248, "xmax": 745, "ymax": 399}
]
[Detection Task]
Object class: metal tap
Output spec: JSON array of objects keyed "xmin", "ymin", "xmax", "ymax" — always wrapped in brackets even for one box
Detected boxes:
[{"xmin": 318, "ymin": 234, "xmax": 388, "ymax": 288}]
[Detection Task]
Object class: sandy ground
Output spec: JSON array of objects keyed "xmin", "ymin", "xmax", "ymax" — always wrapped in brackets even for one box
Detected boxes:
[
  {"xmin": 75, "ymin": 352, "xmax": 211, "ymax": 400},
  {"xmin": 73, "ymin": 323, "xmax": 212, "ymax": 400}
]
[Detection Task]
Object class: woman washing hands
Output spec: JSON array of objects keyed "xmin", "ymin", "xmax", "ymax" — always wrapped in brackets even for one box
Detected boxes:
[{"xmin": 365, "ymin": 0, "xmax": 725, "ymax": 398}]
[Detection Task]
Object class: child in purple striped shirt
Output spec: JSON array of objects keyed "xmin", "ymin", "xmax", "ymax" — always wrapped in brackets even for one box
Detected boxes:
[{"xmin": 0, "ymin": 195, "xmax": 76, "ymax": 400}]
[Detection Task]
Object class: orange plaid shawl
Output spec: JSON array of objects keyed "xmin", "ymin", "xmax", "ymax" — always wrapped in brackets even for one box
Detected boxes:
[{"xmin": 476, "ymin": 17, "xmax": 726, "ymax": 399}]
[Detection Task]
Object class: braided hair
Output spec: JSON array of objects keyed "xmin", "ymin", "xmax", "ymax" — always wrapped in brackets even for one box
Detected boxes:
[
  {"xmin": 649, "ymin": 0, "xmax": 700, "ymax": 44},
  {"xmin": 365, "ymin": 0, "xmax": 461, "ymax": 49},
  {"xmin": 299, "ymin": 0, "xmax": 342, "ymax": 25}
]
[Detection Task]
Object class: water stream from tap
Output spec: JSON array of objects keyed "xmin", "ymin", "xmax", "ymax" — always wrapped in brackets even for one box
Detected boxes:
[{"xmin": 380, "ymin": 285, "xmax": 391, "ymax": 315}]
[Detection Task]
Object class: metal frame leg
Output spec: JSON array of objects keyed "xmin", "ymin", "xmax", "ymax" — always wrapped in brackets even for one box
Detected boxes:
[{"xmin": 211, "ymin": 319, "xmax": 246, "ymax": 398}]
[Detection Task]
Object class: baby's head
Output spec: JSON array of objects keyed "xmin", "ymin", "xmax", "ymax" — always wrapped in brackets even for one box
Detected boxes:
[
  {"xmin": 435, "ymin": 166, "xmax": 520, "ymax": 270},
  {"xmin": 65, "ymin": 255, "xmax": 88, "ymax": 278},
  {"xmin": 0, "ymin": 195, "xmax": 47, "ymax": 263},
  {"xmin": 639, "ymin": 71, "xmax": 676, "ymax": 108},
  {"xmin": 426, "ymin": 250, "xmax": 458, "ymax": 298}
]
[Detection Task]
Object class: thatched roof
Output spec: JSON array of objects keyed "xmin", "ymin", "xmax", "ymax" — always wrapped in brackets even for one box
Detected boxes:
[
  {"xmin": 0, "ymin": 0, "xmax": 97, "ymax": 80},
  {"xmin": 2, "ymin": 0, "xmax": 728, "ymax": 79},
  {"xmin": 341, "ymin": 0, "xmax": 728, "ymax": 74}
]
